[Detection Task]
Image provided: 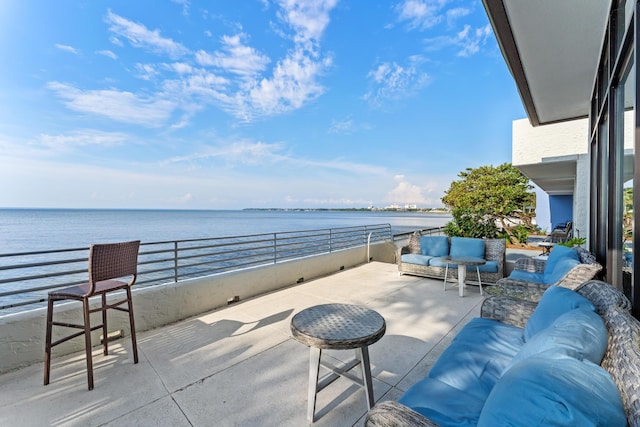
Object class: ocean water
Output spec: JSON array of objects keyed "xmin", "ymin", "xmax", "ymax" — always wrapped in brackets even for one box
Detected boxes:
[{"xmin": 0, "ymin": 209, "xmax": 450, "ymax": 254}]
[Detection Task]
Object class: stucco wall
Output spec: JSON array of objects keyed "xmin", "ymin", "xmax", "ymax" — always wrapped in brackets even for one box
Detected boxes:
[{"xmin": 512, "ymin": 117, "xmax": 588, "ymax": 165}]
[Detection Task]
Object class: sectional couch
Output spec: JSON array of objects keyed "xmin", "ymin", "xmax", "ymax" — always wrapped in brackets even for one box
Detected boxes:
[
  {"xmin": 365, "ymin": 280, "xmax": 640, "ymax": 427},
  {"xmin": 397, "ymin": 234, "xmax": 506, "ymax": 284}
]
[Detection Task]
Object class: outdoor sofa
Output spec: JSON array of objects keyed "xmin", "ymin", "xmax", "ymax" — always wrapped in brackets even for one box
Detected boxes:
[
  {"xmin": 397, "ymin": 234, "xmax": 506, "ymax": 284},
  {"xmin": 485, "ymin": 244, "xmax": 602, "ymax": 302},
  {"xmin": 365, "ymin": 279, "xmax": 640, "ymax": 426}
]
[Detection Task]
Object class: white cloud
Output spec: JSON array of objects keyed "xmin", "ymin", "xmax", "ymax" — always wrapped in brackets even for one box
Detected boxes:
[
  {"xmin": 276, "ymin": 0, "xmax": 338, "ymax": 45},
  {"xmin": 195, "ymin": 34, "xmax": 270, "ymax": 76},
  {"xmin": 456, "ymin": 24, "xmax": 492, "ymax": 57},
  {"xmin": 385, "ymin": 175, "xmax": 447, "ymax": 207},
  {"xmin": 364, "ymin": 60, "xmax": 430, "ymax": 107},
  {"xmin": 55, "ymin": 44, "xmax": 79, "ymax": 55},
  {"xmin": 171, "ymin": 0, "xmax": 190, "ymax": 16},
  {"xmin": 329, "ymin": 117, "xmax": 355, "ymax": 134},
  {"xmin": 47, "ymin": 81, "xmax": 176, "ymax": 127},
  {"xmin": 422, "ymin": 23, "xmax": 492, "ymax": 57},
  {"xmin": 39, "ymin": 129, "xmax": 129, "ymax": 149},
  {"xmin": 446, "ymin": 7, "xmax": 471, "ymax": 25},
  {"xmin": 105, "ymin": 10, "xmax": 190, "ymax": 59},
  {"xmin": 395, "ymin": 0, "xmax": 447, "ymax": 30},
  {"xmin": 96, "ymin": 49, "xmax": 117, "ymax": 59}
]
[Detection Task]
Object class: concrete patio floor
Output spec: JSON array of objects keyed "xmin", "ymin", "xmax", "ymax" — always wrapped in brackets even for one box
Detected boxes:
[{"xmin": 0, "ymin": 261, "xmax": 487, "ymax": 427}]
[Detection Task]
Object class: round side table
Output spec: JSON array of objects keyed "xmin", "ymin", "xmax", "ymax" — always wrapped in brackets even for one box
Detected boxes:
[{"xmin": 290, "ymin": 303, "xmax": 386, "ymax": 422}]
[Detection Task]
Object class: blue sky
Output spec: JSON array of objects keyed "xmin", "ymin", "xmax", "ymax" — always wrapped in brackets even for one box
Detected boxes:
[{"xmin": 0, "ymin": 0, "xmax": 525, "ymax": 209}]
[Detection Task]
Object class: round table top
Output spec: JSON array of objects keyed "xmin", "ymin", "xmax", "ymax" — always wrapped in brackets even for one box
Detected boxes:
[
  {"xmin": 290, "ymin": 303, "xmax": 386, "ymax": 350},
  {"xmin": 440, "ymin": 256, "xmax": 486, "ymax": 266}
]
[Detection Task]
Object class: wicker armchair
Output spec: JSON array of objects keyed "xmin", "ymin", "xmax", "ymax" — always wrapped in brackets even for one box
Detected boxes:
[{"xmin": 485, "ymin": 249, "xmax": 602, "ymax": 302}]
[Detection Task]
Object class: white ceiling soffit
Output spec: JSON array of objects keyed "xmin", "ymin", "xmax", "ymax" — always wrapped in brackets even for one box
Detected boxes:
[
  {"xmin": 517, "ymin": 160, "xmax": 577, "ymax": 196},
  {"xmin": 483, "ymin": 1, "xmax": 611, "ymax": 126}
]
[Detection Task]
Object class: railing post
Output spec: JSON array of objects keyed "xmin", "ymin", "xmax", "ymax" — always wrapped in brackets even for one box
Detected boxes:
[
  {"xmin": 273, "ymin": 233, "xmax": 277, "ymax": 264},
  {"xmin": 367, "ymin": 232, "xmax": 372, "ymax": 263},
  {"xmin": 329, "ymin": 229, "xmax": 333, "ymax": 253},
  {"xmin": 174, "ymin": 241, "xmax": 179, "ymax": 283}
]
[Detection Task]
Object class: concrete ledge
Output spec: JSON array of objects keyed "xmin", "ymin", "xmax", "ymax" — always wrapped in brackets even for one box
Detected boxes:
[{"xmin": 0, "ymin": 242, "xmax": 394, "ymax": 374}]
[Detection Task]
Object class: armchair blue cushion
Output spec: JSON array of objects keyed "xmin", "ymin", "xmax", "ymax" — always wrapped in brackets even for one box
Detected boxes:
[
  {"xmin": 398, "ymin": 377, "xmax": 486, "ymax": 427},
  {"xmin": 544, "ymin": 257, "xmax": 580, "ymax": 284},
  {"xmin": 545, "ymin": 244, "xmax": 580, "ymax": 273},
  {"xmin": 478, "ymin": 356, "xmax": 626, "ymax": 427},
  {"xmin": 524, "ymin": 286, "xmax": 595, "ymax": 341},
  {"xmin": 507, "ymin": 308, "xmax": 608, "ymax": 372},
  {"xmin": 449, "ymin": 237, "xmax": 485, "ymax": 258},
  {"xmin": 420, "ymin": 236, "xmax": 449, "ymax": 257}
]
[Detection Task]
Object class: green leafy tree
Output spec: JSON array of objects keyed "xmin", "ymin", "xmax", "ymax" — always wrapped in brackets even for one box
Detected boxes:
[{"xmin": 441, "ymin": 163, "xmax": 536, "ymax": 244}]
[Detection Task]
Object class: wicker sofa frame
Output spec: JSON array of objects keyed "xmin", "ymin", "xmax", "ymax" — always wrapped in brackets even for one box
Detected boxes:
[
  {"xmin": 365, "ymin": 280, "xmax": 640, "ymax": 427},
  {"xmin": 397, "ymin": 234, "xmax": 506, "ymax": 284},
  {"xmin": 485, "ymin": 251, "xmax": 603, "ymax": 302}
]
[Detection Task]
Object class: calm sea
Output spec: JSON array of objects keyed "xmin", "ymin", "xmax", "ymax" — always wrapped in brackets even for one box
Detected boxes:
[{"xmin": 0, "ymin": 209, "xmax": 450, "ymax": 254}]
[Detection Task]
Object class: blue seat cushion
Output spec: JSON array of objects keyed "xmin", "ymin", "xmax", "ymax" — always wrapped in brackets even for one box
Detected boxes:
[
  {"xmin": 478, "ymin": 356, "xmax": 626, "ymax": 427},
  {"xmin": 401, "ymin": 253, "xmax": 433, "ymax": 266},
  {"xmin": 506, "ymin": 308, "xmax": 608, "ymax": 372},
  {"xmin": 477, "ymin": 261, "xmax": 498, "ymax": 273},
  {"xmin": 508, "ymin": 269, "xmax": 544, "ymax": 283},
  {"xmin": 427, "ymin": 317, "xmax": 524, "ymax": 402},
  {"xmin": 524, "ymin": 286, "xmax": 595, "ymax": 341},
  {"xmin": 449, "ymin": 237, "xmax": 485, "ymax": 258},
  {"xmin": 399, "ymin": 377, "xmax": 486, "ymax": 427},
  {"xmin": 428, "ymin": 258, "xmax": 497, "ymax": 274},
  {"xmin": 544, "ymin": 245, "xmax": 579, "ymax": 274},
  {"xmin": 543, "ymin": 257, "xmax": 580, "ymax": 284},
  {"xmin": 420, "ymin": 236, "xmax": 449, "ymax": 257}
]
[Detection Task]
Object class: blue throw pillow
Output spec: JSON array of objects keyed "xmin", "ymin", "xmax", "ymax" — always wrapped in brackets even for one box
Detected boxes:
[
  {"xmin": 478, "ymin": 356, "xmax": 626, "ymax": 427},
  {"xmin": 420, "ymin": 236, "xmax": 449, "ymax": 257},
  {"xmin": 449, "ymin": 237, "xmax": 484, "ymax": 258},
  {"xmin": 544, "ymin": 257, "xmax": 580, "ymax": 284},
  {"xmin": 544, "ymin": 245, "xmax": 579, "ymax": 274},
  {"xmin": 524, "ymin": 286, "xmax": 595, "ymax": 341},
  {"xmin": 506, "ymin": 308, "xmax": 608, "ymax": 372}
]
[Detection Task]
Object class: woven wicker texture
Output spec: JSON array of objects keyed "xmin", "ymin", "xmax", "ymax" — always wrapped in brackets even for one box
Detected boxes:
[
  {"xmin": 398, "ymin": 238, "xmax": 506, "ymax": 284},
  {"xmin": 575, "ymin": 280, "xmax": 633, "ymax": 314},
  {"xmin": 484, "ymin": 279, "xmax": 549, "ymax": 302},
  {"xmin": 365, "ymin": 401, "xmax": 440, "ymax": 427},
  {"xmin": 480, "ymin": 295, "xmax": 536, "ymax": 328},
  {"xmin": 291, "ymin": 304, "xmax": 385, "ymax": 350},
  {"xmin": 601, "ymin": 306, "xmax": 640, "ymax": 427}
]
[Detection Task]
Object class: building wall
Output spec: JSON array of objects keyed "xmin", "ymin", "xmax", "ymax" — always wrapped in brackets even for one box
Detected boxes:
[
  {"xmin": 512, "ymin": 118, "xmax": 590, "ymax": 245},
  {"xmin": 512, "ymin": 117, "xmax": 588, "ymax": 165}
]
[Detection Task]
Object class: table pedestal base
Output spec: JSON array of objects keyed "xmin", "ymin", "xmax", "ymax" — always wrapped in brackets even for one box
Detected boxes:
[{"xmin": 443, "ymin": 264, "xmax": 484, "ymax": 297}]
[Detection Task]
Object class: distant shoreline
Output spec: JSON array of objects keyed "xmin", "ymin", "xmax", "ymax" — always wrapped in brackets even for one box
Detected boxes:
[{"xmin": 243, "ymin": 207, "xmax": 451, "ymax": 213}]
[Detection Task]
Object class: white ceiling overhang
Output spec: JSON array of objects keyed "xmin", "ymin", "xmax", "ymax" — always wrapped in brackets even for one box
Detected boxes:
[{"xmin": 483, "ymin": 0, "xmax": 611, "ymax": 126}]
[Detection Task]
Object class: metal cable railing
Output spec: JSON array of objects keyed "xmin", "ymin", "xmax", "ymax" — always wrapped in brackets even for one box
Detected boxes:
[{"xmin": 0, "ymin": 224, "xmax": 393, "ymax": 313}]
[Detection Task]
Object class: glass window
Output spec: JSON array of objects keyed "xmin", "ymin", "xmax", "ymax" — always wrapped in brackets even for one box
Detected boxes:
[{"xmin": 620, "ymin": 59, "xmax": 635, "ymax": 295}]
